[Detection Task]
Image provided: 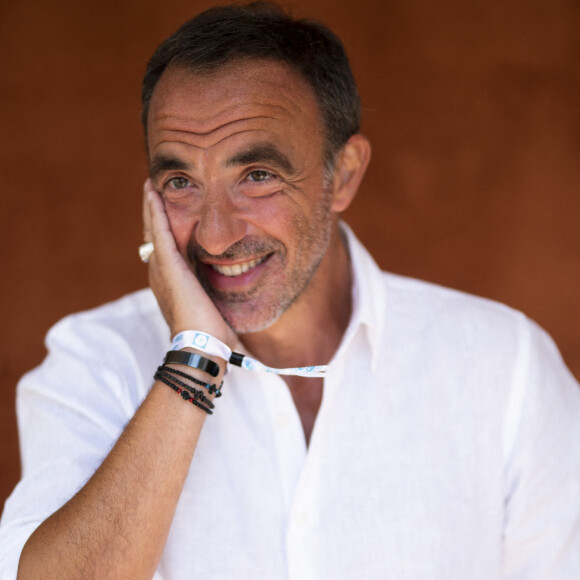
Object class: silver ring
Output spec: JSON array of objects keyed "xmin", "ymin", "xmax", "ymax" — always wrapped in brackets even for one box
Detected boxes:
[{"xmin": 138, "ymin": 242, "xmax": 155, "ymax": 263}]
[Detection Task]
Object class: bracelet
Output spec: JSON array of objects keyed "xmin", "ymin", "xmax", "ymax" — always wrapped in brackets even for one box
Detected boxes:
[
  {"xmin": 155, "ymin": 372, "xmax": 213, "ymax": 414},
  {"xmin": 164, "ymin": 350, "xmax": 221, "ymax": 378},
  {"xmin": 171, "ymin": 331, "xmax": 329, "ymax": 378},
  {"xmin": 159, "ymin": 364, "xmax": 222, "ymax": 397},
  {"xmin": 155, "ymin": 367, "xmax": 215, "ymax": 409}
]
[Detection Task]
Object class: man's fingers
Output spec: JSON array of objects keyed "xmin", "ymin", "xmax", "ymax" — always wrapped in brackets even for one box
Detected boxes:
[
  {"xmin": 141, "ymin": 179, "xmax": 179, "ymax": 268},
  {"xmin": 141, "ymin": 181, "xmax": 235, "ymax": 344},
  {"xmin": 143, "ymin": 179, "xmax": 176, "ymax": 255},
  {"xmin": 146, "ymin": 185, "xmax": 182, "ymax": 265},
  {"xmin": 142, "ymin": 179, "xmax": 154, "ymax": 243}
]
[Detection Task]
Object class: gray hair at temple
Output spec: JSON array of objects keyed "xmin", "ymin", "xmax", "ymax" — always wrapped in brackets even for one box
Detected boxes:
[{"xmin": 141, "ymin": 1, "xmax": 361, "ymax": 168}]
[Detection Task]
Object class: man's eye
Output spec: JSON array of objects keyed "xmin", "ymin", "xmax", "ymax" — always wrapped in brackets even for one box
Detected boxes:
[
  {"xmin": 167, "ymin": 177, "xmax": 190, "ymax": 189},
  {"xmin": 247, "ymin": 170, "xmax": 273, "ymax": 182}
]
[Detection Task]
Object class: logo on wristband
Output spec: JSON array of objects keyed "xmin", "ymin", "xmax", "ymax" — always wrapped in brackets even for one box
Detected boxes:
[{"xmin": 193, "ymin": 333, "xmax": 209, "ymax": 349}]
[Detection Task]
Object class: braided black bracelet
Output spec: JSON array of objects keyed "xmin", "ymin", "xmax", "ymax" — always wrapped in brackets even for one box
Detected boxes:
[
  {"xmin": 154, "ymin": 371, "xmax": 213, "ymax": 415},
  {"xmin": 159, "ymin": 364, "xmax": 223, "ymax": 397},
  {"xmin": 155, "ymin": 368, "xmax": 215, "ymax": 409},
  {"xmin": 156, "ymin": 368, "xmax": 215, "ymax": 408}
]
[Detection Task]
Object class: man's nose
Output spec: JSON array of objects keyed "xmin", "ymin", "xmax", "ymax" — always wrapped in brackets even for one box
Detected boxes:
[{"xmin": 194, "ymin": 192, "xmax": 246, "ymax": 256}]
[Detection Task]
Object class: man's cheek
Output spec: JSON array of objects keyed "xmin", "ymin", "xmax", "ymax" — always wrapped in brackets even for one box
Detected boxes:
[{"xmin": 164, "ymin": 204, "xmax": 196, "ymax": 253}]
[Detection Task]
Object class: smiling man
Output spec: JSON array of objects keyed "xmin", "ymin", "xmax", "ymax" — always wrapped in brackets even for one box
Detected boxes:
[
  {"xmin": 146, "ymin": 59, "xmax": 351, "ymax": 336},
  {"xmin": 2, "ymin": 3, "xmax": 580, "ymax": 579}
]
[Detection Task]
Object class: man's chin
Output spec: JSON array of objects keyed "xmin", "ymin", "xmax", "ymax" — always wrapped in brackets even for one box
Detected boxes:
[
  {"xmin": 221, "ymin": 312, "xmax": 280, "ymax": 336},
  {"xmin": 216, "ymin": 299, "xmax": 285, "ymax": 336}
]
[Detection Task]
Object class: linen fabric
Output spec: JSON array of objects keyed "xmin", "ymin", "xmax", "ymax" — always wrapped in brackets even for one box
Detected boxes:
[{"xmin": 1, "ymin": 226, "xmax": 580, "ymax": 579}]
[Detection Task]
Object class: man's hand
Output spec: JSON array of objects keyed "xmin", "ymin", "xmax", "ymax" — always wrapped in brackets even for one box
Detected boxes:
[{"xmin": 143, "ymin": 179, "xmax": 237, "ymax": 347}]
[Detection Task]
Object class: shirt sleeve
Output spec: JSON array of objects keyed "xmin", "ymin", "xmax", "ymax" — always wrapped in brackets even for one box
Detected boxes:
[
  {"xmin": 0, "ymin": 314, "xmax": 150, "ymax": 579},
  {"xmin": 502, "ymin": 318, "xmax": 580, "ymax": 579}
]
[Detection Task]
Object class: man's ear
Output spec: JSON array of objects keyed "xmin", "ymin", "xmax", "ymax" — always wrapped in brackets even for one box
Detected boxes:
[{"xmin": 330, "ymin": 134, "xmax": 371, "ymax": 213}]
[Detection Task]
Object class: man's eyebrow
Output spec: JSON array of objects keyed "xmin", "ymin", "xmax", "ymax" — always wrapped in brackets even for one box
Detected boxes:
[
  {"xmin": 149, "ymin": 155, "xmax": 192, "ymax": 179},
  {"xmin": 226, "ymin": 144, "xmax": 295, "ymax": 174}
]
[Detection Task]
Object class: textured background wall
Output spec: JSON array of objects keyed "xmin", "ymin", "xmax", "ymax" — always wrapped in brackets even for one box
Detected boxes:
[{"xmin": 1, "ymin": 0, "xmax": 579, "ymax": 507}]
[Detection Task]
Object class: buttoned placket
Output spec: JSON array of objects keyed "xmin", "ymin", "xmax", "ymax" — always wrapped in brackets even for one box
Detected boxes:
[{"xmin": 255, "ymin": 336, "xmax": 353, "ymax": 580}]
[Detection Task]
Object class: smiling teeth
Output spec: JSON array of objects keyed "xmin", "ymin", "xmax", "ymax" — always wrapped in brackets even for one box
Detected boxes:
[{"xmin": 211, "ymin": 256, "xmax": 266, "ymax": 277}]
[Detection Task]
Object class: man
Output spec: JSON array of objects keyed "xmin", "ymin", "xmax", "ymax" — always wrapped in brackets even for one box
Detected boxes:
[{"xmin": 1, "ymin": 3, "xmax": 580, "ymax": 578}]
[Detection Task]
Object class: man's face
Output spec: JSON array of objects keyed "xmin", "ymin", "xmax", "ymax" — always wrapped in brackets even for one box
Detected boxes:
[{"xmin": 147, "ymin": 59, "xmax": 340, "ymax": 333}]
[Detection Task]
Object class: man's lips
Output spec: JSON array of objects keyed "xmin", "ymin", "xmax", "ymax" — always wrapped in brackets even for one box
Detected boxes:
[
  {"xmin": 208, "ymin": 255, "xmax": 268, "ymax": 277},
  {"xmin": 199, "ymin": 253, "xmax": 273, "ymax": 294}
]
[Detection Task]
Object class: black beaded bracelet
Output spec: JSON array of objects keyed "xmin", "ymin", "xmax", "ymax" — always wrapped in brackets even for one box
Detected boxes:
[
  {"xmin": 155, "ymin": 367, "xmax": 215, "ymax": 409},
  {"xmin": 159, "ymin": 364, "xmax": 223, "ymax": 397},
  {"xmin": 164, "ymin": 350, "xmax": 221, "ymax": 377},
  {"xmin": 154, "ymin": 371, "xmax": 213, "ymax": 415}
]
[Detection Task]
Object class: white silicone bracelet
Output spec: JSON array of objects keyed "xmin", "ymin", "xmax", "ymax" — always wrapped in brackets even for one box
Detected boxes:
[{"xmin": 172, "ymin": 331, "xmax": 232, "ymax": 360}]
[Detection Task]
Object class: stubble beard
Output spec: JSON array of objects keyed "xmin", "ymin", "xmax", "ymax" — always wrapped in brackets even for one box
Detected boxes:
[{"xmin": 187, "ymin": 188, "xmax": 335, "ymax": 334}]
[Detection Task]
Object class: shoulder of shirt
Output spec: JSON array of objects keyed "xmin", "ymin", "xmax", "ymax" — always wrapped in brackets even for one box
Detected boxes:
[
  {"xmin": 376, "ymin": 268, "xmax": 554, "ymax": 353},
  {"xmin": 344, "ymin": 222, "xmax": 533, "ymax": 340},
  {"xmin": 341, "ymin": 222, "xmax": 556, "ymax": 371},
  {"xmin": 380, "ymin": 270, "xmax": 520, "ymax": 317}
]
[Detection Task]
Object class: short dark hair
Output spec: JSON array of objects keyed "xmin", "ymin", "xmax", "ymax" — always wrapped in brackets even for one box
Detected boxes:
[{"xmin": 141, "ymin": 1, "xmax": 361, "ymax": 166}]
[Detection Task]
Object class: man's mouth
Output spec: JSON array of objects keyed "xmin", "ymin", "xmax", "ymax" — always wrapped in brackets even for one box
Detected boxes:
[{"xmin": 209, "ymin": 255, "xmax": 268, "ymax": 277}]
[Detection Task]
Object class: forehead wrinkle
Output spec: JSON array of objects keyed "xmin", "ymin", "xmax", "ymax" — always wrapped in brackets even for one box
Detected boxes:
[
  {"xmin": 153, "ymin": 113, "xmax": 276, "ymax": 137},
  {"xmin": 154, "ymin": 123, "xmax": 286, "ymax": 152},
  {"xmin": 150, "ymin": 99, "xmax": 300, "ymax": 143}
]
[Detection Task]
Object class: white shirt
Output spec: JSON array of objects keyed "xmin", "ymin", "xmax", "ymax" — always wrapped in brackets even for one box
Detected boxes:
[{"xmin": 1, "ymin": 226, "xmax": 580, "ymax": 579}]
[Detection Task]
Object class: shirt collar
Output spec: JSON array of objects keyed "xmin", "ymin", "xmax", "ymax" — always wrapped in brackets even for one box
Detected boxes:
[{"xmin": 339, "ymin": 222, "xmax": 386, "ymax": 372}]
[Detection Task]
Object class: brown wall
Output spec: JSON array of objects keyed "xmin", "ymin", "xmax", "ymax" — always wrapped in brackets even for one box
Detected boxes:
[{"xmin": 1, "ymin": 0, "xmax": 579, "ymax": 506}]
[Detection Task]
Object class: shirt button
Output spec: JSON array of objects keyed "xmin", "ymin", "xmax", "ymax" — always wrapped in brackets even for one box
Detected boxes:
[{"xmin": 295, "ymin": 512, "xmax": 308, "ymax": 526}]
